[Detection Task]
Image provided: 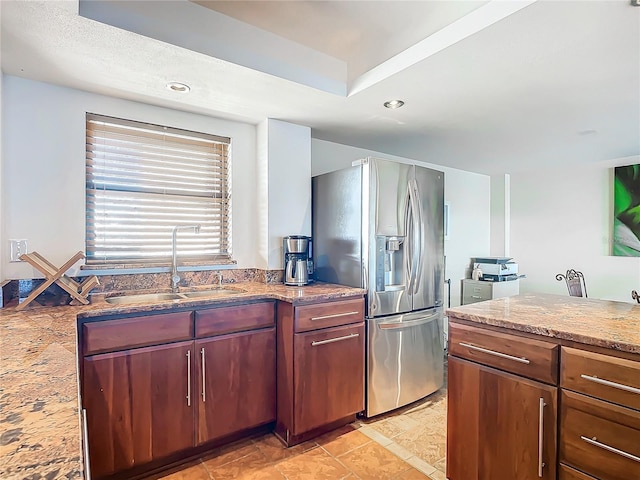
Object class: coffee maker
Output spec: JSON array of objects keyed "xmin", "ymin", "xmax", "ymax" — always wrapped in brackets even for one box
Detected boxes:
[{"xmin": 283, "ymin": 235, "xmax": 313, "ymax": 286}]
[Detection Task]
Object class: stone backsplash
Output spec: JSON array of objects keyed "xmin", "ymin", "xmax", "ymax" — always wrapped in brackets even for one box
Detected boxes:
[{"xmin": 1, "ymin": 268, "xmax": 285, "ymax": 307}]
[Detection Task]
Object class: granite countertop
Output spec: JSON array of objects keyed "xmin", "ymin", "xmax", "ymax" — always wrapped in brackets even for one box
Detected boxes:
[
  {"xmin": 0, "ymin": 281, "xmax": 365, "ymax": 480},
  {"xmin": 447, "ymin": 292, "xmax": 640, "ymax": 354}
]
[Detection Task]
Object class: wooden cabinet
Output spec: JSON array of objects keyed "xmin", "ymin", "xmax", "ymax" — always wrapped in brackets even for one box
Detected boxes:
[
  {"xmin": 447, "ymin": 356, "xmax": 557, "ymax": 480},
  {"xmin": 80, "ymin": 301, "xmax": 276, "ymax": 479},
  {"xmin": 559, "ymin": 346, "xmax": 640, "ymax": 480},
  {"xmin": 276, "ymin": 296, "xmax": 365, "ymax": 446},
  {"xmin": 82, "ymin": 341, "xmax": 194, "ymax": 479},
  {"xmin": 196, "ymin": 327, "xmax": 276, "ymax": 444},
  {"xmin": 293, "ymin": 322, "xmax": 365, "ymax": 434},
  {"xmin": 447, "ymin": 319, "xmax": 558, "ymax": 480},
  {"xmin": 448, "ymin": 317, "xmax": 640, "ymax": 480}
]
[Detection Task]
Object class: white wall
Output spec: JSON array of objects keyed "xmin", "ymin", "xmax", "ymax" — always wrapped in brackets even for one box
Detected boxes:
[
  {"xmin": 2, "ymin": 76, "xmax": 258, "ymax": 279},
  {"xmin": 0, "ymin": 71, "xmax": 4, "ymax": 279},
  {"xmin": 510, "ymin": 156, "xmax": 640, "ymax": 302},
  {"xmin": 256, "ymin": 119, "xmax": 312, "ymax": 270},
  {"xmin": 266, "ymin": 120, "xmax": 311, "ymax": 269},
  {"xmin": 311, "ymin": 139, "xmax": 491, "ymax": 307},
  {"xmin": 490, "ymin": 174, "xmax": 510, "ymax": 257}
]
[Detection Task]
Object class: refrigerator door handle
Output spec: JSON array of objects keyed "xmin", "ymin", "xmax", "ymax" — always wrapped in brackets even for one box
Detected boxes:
[
  {"xmin": 413, "ymin": 179, "xmax": 425, "ymax": 293},
  {"xmin": 404, "ymin": 186, "xmax": 416, "ymax": 292},
  {"xmin": 378, "ymin": 311, "xmax": 439, "ymax": 330},
  {"xmin": 407, "ymin": 179, "xmax": 420, "ymax": 294}
]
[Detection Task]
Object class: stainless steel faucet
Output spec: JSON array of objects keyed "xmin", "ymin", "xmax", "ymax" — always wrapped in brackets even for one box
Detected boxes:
[{"xmin": 171, "ymin": 225, "xmax": 201, "ymax": 292}]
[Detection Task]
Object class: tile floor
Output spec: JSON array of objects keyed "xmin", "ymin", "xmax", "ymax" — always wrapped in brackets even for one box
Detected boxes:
[{"xmin": 147, "ymin": 387, "xmax": 448, "ymax": 480}]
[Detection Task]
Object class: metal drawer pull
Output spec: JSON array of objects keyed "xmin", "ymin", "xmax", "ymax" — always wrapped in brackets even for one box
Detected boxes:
[
  {"xmin": 580, "ymin": 374, "xmax": 640, "ymax": 395},
  {"xmin": 311, "ymin": 333, "xmax": 360, "ymax": 346},
  {"xmin": 310, "ymin": 311, "xmax": 359, "ymax": 321},
  {"xmin": 581, "ymin": 436, "xmax": 640, "ymax": 463},
  {"xmin": 186, "ymin": 350, "xmax": 191, "ymax": 407},
  {"xmin": 201, "ymin": 348, "xmax": 206, "ymax": 403},
  {"xmin": 458, "ymin": 342, "xmax": 530, "ymax": 364},
  {"xmin": 471, "ymin": 295, "xmax": 484, "ymax": 299},
  {"xmin": 538, "ymin": 398, "xmax": 546, "ymax": 477}
]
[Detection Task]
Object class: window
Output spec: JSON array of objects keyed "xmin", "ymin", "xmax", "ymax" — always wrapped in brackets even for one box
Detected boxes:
[{"xmin": 85, "ymin": 113, "xmax": 232, "ymax": 266}]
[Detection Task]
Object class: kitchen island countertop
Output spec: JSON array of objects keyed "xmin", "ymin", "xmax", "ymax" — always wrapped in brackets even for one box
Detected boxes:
[
  {"xmin": 446, "ymin": 292, "xmax": 640, "ymax": 354},
  {"xmin": 0, "ymin": 281, "xmax": 365, "ymax": 480}
]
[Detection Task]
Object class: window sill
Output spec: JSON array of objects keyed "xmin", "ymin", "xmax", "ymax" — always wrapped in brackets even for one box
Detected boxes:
[{"xmin": 78, "ymin": 259, "xmax": 237, "ymax": 276}]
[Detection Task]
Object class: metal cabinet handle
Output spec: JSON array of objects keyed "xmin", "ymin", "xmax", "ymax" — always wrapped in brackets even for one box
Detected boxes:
[
  {"xmin": 458, "ymin": 342, "xmax": 530, "ymax": 364},
  {"xmin": 82, "ymin": 408, "xmax": 92, "ymax": 480},
  {"xmin": 310, "ymin": 311, "xmax": 359, "ymax": 321},
  {"xmin": 186, "ymin": 350, "xmax": 191, "ymax": 407},
  {"xmin": 471, "ymin": 295, "xmax": 484, "ymax": 299},
  {"xmin": 311, "ymin": 333, "xmax": 359, "ymax": 346},
  {"xmin": 538, "ymin": 398, "xmax": 546, "ymax": 477},
  {"xmin": 201, "ymin": 348, "xmax": 206, "ymax": 403},
  {"xmin": 580, "ymin": 374, "xmax": 640, "ymax": 395},
  {"xmin": 581, "ymin": 436, "xmax": 640, "ymax": 463}
]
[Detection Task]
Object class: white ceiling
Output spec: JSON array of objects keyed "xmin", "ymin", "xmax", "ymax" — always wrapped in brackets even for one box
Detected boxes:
[{"xmin": 1, "ymin": 0, "xmax": 639, "ymax": 175}]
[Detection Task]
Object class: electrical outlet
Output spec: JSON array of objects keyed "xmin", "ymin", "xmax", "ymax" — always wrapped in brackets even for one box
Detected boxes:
[{"xmin": 9, "ymin": 239, "xmax": 28, "ymax": 262}]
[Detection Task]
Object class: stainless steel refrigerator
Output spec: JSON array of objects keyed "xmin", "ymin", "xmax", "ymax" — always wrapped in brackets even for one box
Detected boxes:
[{"xmin": 312, "ymin": 157, "xmax": 444, "ymax": 417}]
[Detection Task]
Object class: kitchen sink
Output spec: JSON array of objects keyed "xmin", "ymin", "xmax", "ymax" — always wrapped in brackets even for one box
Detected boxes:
[
  {"xmin": 105, "ymin": 292, "xmax": 186, "ymax": 304},
  {"xmin": 103, "ymin": 288, "xmax": 246, "ymax": 304}
]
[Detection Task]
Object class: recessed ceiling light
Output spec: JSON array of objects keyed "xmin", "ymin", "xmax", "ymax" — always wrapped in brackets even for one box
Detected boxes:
[
  {"xmin": 166, "ymin": 82, "xmax": 190, "ymax": 93},
  {"xmin": 384, "ymin": 99, "xmax": 405, "ymax": 109}
]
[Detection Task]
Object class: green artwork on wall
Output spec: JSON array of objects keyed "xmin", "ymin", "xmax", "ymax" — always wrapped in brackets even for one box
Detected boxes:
[{"xmin": 614, "ymin": 164, "xmax": 640, "ymax": 256}]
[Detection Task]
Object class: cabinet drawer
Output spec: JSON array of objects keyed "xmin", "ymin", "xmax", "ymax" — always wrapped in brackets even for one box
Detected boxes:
[
  {"xmin": 462, "ymin": 281, "xmax": 492, "ymax": 304},
  {"xmin": 560, "ymin": 390, "xmax": 640, "ymax": 480},
  {"xmin": 561, "ymin": 346, "xmax": 640, "ymax": 411},
  {"xmin": 294, "ymin": 297, "xmax": 364, "ymax": 333},
  {"xmin": 83, "ymin": 311, "xmax": 193, "ymax": 355},
  {"xmin": 449, "ymin": 321, "xmax": 559, "ymax": 384},
  {"xmin": 195, "ymin": 301, "xmax": 274, "ymax": 338},
  {"xmin": 559, "ymin": 464, "xmax": 597, "ymax": 480}
]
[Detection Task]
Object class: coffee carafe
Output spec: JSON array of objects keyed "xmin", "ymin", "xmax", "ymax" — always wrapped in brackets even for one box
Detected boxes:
[{"xmin": 283, "ymin": 235, "xmax": 313, "ymax": 286}]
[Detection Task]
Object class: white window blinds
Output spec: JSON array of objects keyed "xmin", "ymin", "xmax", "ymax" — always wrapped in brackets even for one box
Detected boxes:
[{"xmin": 86, "ymin": 113, "xmax": 231, "ymax": 265}]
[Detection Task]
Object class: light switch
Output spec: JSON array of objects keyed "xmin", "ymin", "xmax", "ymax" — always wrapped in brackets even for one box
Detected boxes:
[{"xmin": 9, "ymin": 239, "xmax": 28, "ymax": 262}]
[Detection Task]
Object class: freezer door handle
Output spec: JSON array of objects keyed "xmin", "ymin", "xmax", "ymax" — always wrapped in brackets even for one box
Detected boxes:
[{"xmin": 378, "ymin": 311, "xmax": 439, "ymax": 330}]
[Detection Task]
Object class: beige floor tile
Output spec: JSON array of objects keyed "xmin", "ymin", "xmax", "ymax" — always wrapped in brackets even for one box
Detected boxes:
[
  {"xmin": 383, "ymin": 441, "xmax": 414, "ymax": 461},
  {"xmin": 275, "ymin": 446, "xmax": 351, "ymax": 479},
  {"xmin": 316, "ymin": 425, "xmax": 371, "ymax": 457},
  {"xmin": 393, "ymin": 426, "xmax": 446, "ymax": 465},
  {"xmin": 433, "ymin": 457, "xmax": 446, "ymax": 473},
  {"xmin": 201, "ymin": 440, "xmax": 259, "ymax": 469},
  {"xmin": 338, "ymin": 441, "xmax": 414, "ymax": 479},
  {"xmin": 404, "ymin": 456, "xmax": 437, "ymax": 476},
  {"xmin": 205, "ymin": 450, "xmax": 284, "ymax": 480},
  {"xmin": 357, "ymin": 425, "xmax": 394, "ymax": 446},
  {"xmin": 154, "ymin": 462, "xmax": 212, "ymax": 480},
  {"xmin": 252, "ymin": 433, "xmax": 318, "ymax": 464},
  {"xmin": 428, "ymin": 469, "xmax": 447, "ymax": 480},
  {"xmin": 397, "ymin": 468, "xmax": 431, "ymax": 479}
]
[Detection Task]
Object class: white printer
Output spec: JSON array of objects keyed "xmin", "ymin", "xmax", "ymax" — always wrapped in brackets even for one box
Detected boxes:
[{"xmin": 473, "ymin": 257, "xmax": 519, "ymax": 282}]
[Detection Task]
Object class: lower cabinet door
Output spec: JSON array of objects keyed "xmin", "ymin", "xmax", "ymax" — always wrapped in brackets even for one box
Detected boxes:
[
  {"xmin": 293, "ymin": 322, "xmax": 365, "ymax": 435},
  {"xmin": 83, "ymin": 341, "xmax": 195, "ymax": 479},
  {"xmin": 196, "ymin": 327, "xmax": 276, "ymax": 444},
  {"xmin": 447, "ymin": 356, "xmax": 557, "ymax": 480}
]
